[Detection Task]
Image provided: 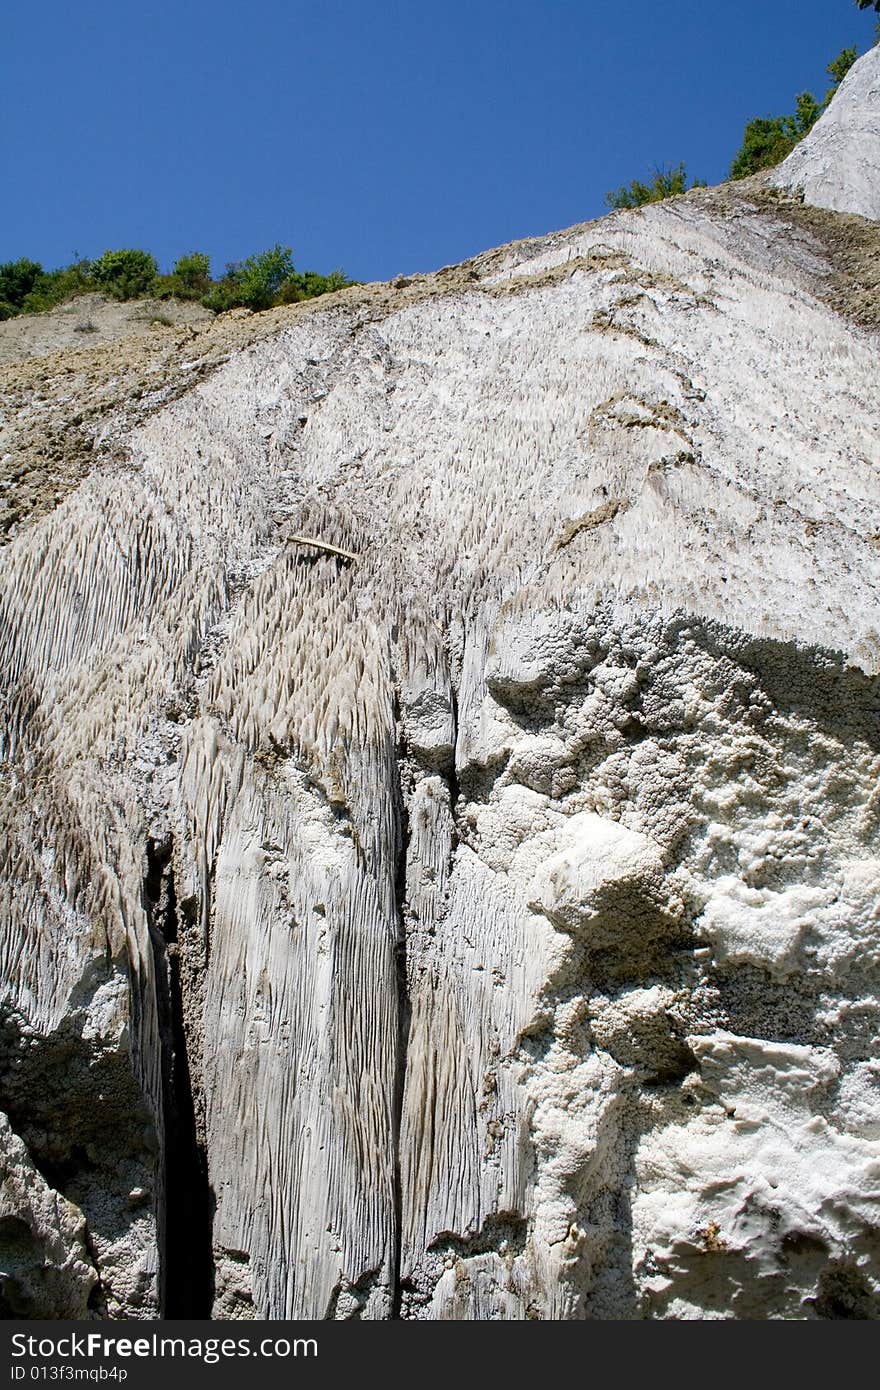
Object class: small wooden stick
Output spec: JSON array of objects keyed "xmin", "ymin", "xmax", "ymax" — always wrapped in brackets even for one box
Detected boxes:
[{"xmin": 285, "ymin": 533, "xmax": 358, "ymax": 561}]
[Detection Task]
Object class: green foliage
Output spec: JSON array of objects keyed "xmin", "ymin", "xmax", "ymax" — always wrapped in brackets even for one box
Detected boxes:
[
  {"xmin": 277, "ymin": 268, "xmax": 353, "ymax": 303},
  {"xmin": 729, "ymin": 117, "xmax": 798, "ymax": 179},
  {"xmin": 90, "ymin": 248, "xmax": 159, "ymax": 300},
  {"xmin": 826, "ymin": 46, "xmax": 858, "ymax": 87},
  {"xmin": 792, "ymin": 90, "xmax": 822, "ymax": 134},
  {"xmin": 226, "ymin": 244, "xmax": 296, "ymax": 310},
  {"xmin": 0, "ymin": 259, "xmax": 45, "ymax": 310},
  {"xmin": 21, "ymin": 260, "xmax": 93, "ymax": 313},
  {"xmin": 201, "ymin": 246, "xmax": 354, "ymax": 312},
  {"xmin": 154, "ymin": 251, "xmax": 212, "ymax": 300},
  {"xmin": 200, "ymin": 246, "xmax": 290, "ymax": 311},
  {"xmin": 197, "ymin": 280, "xmax": 235, "ymax": 312},
  {"xmin": 729, "ymin": 46, "xmax": 859, "ymax": 179},
  {"xmin": 0, "ymin": 241, "xmax": 352, "ymax": 323},
  {"xmin": 605, "ymin": 163, "xmax": 706, "ymax": 210},
  {"xmin": 174, "ymin": 251, "xmax": 211, "ymax": 287}
]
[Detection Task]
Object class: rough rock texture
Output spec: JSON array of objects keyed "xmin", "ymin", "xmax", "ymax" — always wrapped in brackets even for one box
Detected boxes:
[
  {"xmin": 0, "ymin": 1114, "xmax": 96, "ymax": 1317},
  {"xmin": 1, "ymin": 75, "xmax": 879, "ymax": 1320},
  {"xmin": 771, "ymin": 43, "xmax": 880, "ymax": 220}
]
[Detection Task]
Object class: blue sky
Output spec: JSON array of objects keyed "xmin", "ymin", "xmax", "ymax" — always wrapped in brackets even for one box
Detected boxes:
[{"xmin": 2, "ymin": 1, "xmax": 874, "ymax": 284}]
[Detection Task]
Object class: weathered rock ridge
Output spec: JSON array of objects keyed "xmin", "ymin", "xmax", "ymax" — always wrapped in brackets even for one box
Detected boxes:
[
  {"xmin": 1, "ymin": 71, "xmax": 879, "ymax": 1319},
  {"xmin": 772, "ymin": 43, "xmax": 880, "ymax": 221}
]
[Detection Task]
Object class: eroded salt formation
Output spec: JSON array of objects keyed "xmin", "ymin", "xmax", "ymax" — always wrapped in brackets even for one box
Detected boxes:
[
  {"xmin": 1, "ymin": 67, "xmax": 879, "ymax": 1319},
  {"xmin": 772, "ymin": 43, "xmax": 880, "ymax": 221}
]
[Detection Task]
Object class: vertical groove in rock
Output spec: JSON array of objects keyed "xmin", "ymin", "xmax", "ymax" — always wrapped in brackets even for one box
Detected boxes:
[
  {"xmin": 144, "ymin": 836, "xmax": 213, "ymax": 1317},
  {"xmin": 389, "ymin": 684, "xmax": 412, "ymax": 1321},
  {"xmin": 390, "ymin": 810, "xmax": 410, "ymax": 1318}
]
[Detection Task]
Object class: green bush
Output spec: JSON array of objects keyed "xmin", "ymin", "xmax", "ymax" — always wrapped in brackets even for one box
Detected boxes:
[
  {"xmin": 174, "ymin": 252, "xmax": 211, "ymax": 289},
  {"xmin": 729, "ymin": 47, "xmax": 858, "ymax": 179},
  {"xmin": 199, "ymin": 246, "xmax": 351, "ymax": 312},
  {"xmin": 0, "ymin": 243, "xmax": 352, "ymax": 322},
  {"xmin": 826, "ymin": 46, "xmax": 859, "ymax": 86},
  {"xmin": 21, "ymin": 260, "xmax": 93, "ymax": 314},
  {"xmin": 729, "ymin": 117, "xmax": 798, "ymax": 179},
  {"xmin": 199, "ymin": 279, "xmax": 243, "ymax": 313},
  {"xmin": 277, "ymin": 268, "xmax": 352, "ymax": 303},
  {"xmin": 155, "ymin": 252, "xmax": 212, "ymax": 300},
  {"xmin": 0, "ymin": 259, "xmax": 45, "ymax": 310},
  {"xmin": 90, "ymin": 248, "xmax": 159, "ymax": 300},
  {"xmin": 606, "ymin": 163, "xmax": 706, "ymax": 210},
  {"xmin": 218, "ymin": 245, "xmax": 297, "ymax": 311}
]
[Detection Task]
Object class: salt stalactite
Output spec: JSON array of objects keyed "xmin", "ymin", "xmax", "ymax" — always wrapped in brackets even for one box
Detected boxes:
[{"xmin": 2, "ymin": 61, "xmax": 880, "ymax": 1317}]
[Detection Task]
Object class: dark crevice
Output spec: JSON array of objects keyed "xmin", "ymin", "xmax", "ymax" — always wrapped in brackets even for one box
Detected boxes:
[
  {"xmin": 389, "ymin": 691, "xmax": 414, "ymax": 1321},
  {"xmin": 447, "ymin": 685, "xmax": 463, "ymax": 814},
  {"xmin": 387, "ymin": 676, "xmax": 463, "ymax": 1319},
  {"xmin": 145, "ymin": 835, "xmax": 214, "ymax": 1319},
  {"xmin": 83, "ymin": 1227, "xmax": 108, "ymax": 1317}
]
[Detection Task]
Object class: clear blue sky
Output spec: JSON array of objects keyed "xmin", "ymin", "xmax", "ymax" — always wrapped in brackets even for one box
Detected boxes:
[{"xmin": 2, "ymin": 1, "xmax": 874, "ymax": 284}]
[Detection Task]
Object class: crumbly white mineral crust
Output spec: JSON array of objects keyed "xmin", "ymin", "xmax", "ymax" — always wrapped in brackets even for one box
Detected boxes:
[{"xmin": 1, "ymin": 69, "xmax": 879, "ymax": 1319}]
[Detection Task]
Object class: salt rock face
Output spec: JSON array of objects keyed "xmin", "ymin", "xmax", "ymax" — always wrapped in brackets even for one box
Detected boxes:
[
  {"xmin": 0, "ymin": 1115, "xmax": 96, "ymax": 1317},
  {"xmin": 771, "ymin": 43, "xmax": 880, "ymax": 220},
  {"xmin": 1, "ymin": 74, "xmax": 880, "ymax": 1321}
]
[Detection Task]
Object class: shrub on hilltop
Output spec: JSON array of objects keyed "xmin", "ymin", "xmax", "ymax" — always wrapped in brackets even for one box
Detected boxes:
[
  {"xmin": 0, "ymin": 258, "xmax": 44, "ymax": 318},
  {"xmin": 21, "ymin": 260, "xmax": 94, "ymax": 314},
  {"xmin": 90, "ymin": 249, "xmax": 160, "ymax": 300},
  {"xmin": 155, "ymin": 252, "xmax": 213, "ymax": 300},
  {"xmin": 606, "ymin": 163, "xmax": 706, "ymax": 210},
  {"xmin": 0, "ymin": 244, "xmax": 354, "ymax": 323},
  {"xmin": 203, "ymin": 245, "xmax": 297, "ymax": 312},
  {"xmin": 729, "ymin": 47, "xmax": 858, "ymax": 178}
]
